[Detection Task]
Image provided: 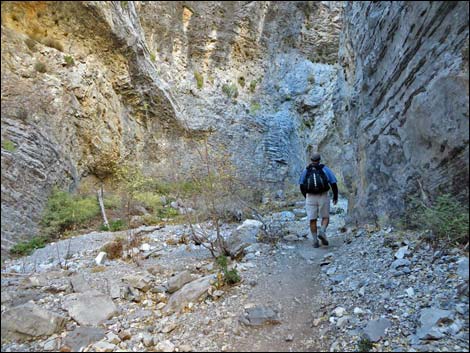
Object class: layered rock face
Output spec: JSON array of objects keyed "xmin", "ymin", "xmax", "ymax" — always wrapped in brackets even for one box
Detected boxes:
[
  {"xmin": 1, "ymin": 1, "xmax": 187, "ymax": 253},
  {"xmin": 336, "ymin": 1, "xmax": 469, "ymax": 224},
  {"xmin": 1, "ymin": 1, "xmax": 342, "ymax": 253}
]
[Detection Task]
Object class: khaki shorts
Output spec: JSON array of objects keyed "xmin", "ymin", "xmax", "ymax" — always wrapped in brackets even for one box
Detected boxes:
[{"xmin": 305, "ymin": 192, "xmax": 330, "ymax": 220}]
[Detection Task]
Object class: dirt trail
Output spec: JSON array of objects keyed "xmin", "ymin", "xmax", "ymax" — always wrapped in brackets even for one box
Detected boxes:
[{"xmin": 225, "ymin": 211, "xmax": 345, "ymax": 352}]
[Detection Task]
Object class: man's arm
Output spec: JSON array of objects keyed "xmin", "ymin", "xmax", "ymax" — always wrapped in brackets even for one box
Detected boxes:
[
  {"xmin": 300, "ymin": 184, "xmax": 307, "ymax": 199},
  {"xmin": 299, "ymin": 169, "xmax": 307, "ymax": 198},
  {"xmin": 330, "ymin": 183, "xmax": 338, "ymax": 205},
  {"xmin": 323, "ymin": 166, "xmax": 338, "ymax": 205}
]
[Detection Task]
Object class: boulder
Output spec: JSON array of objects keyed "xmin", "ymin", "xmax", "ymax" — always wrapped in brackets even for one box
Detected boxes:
[
  {"xmin": 226, "ymin": 219, "xmax": 263, "ymax": 258},
  {"xmin": 363, "ymin": 318, "xmax": 391, "ymax": 342},
  {"xmin": 166, "ymin": 271, "xmax": 194, "ymax": 294},
  {"xmin": 63, "ymin": 290, "xmax": 117, "ymax": 326},
  {"xmin": 163, "ymin": 275, "xmax": 215, "ymax": 314},
  {"xmin": 1, "ymin": 303, "xmax": 65, "ymax": 340},
  {"xmin": 240, "ymin": 306, "xmax": 281, "ymax": 326}
]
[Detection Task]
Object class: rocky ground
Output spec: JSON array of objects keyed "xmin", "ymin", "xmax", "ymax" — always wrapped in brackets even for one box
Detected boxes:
[{"xmin": 1, "ymin": 198, "xmax": 469, "ymax": 352}]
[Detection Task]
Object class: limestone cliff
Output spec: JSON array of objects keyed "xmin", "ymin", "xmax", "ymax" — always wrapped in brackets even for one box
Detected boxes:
[
  {"xmin": 1, "ymin": 1, "xmax": 342, "ymax": 253},
  {"xmin": 336, "ymin": 1, "xmax": 469, "ymax": 224}
]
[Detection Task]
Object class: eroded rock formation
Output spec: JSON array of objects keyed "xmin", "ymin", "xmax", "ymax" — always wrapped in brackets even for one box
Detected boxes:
[{"xmin": 335, "ymin": 1, "xmax": 469, "ymax": 224}]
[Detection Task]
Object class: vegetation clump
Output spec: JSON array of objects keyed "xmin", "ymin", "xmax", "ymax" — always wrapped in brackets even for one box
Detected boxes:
[
  {"xmin": 357, "ymin": 337, "xmax": 374, "ymax": 352},
  {"xmin": 34, "ymin": 62, "xmax": 47, "ymax": 73},
  {"xmin": 250, "ymin": 102, "xmax": 261, "ymax": 114},
  {"xmin": 10, "ymin": 236, "xmax": 47, "ymax": 256},
  {"xmin": 405, "ymin": 193, "xmax": 469, "ymax": 245},
  {"xmin": 216, "ymin": 255, "xmax": 241, "ymax": 285},
  {"xmin": 100, "ymin": 238, "xmax": 124, "ymax": 259},
  {"xmin": 222, "ymin": 83, "xmax": 238, "ymax": 98},
  {"xmin": 41, "ymin": 188, "xmax": 100, "ymax": 237},
  {"xmin": 42, "ymin": 37, "xmax": 63, "ymax": 52},
  {"xmin": 249, "ymin": 79, "xmax": 257, "ymax": 93},
  {"xmin": 64, "ymin": 55, "xmax": 74, "ymax": 66},
  {"xmin": 194, "ymin": 71, "xmax": 203, "ymax": 89},
  {"xmin": 2, "ymin": 139, "xmax": 16, "ymax": 152}
]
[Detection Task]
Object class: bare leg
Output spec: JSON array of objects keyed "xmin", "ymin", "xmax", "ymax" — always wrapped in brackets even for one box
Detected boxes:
[
  {"xmin": 318, "ymin": 217, "xmax": 330, "ymax": 246},
  {"xmin": 310, "ymin": 219, "xmax": 319, "ymax": 247},
  {"xmin": 310, "ymin": 219, "xmax": 318, "ymax": 235}
]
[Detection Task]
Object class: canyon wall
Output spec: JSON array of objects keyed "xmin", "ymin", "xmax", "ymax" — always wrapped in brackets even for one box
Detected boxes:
[
  {"xmin": 1, "ymin": 1, "xmax": 342, "ymax": 253},
  {"xmin": 336, "ymin": 1, "xmax": 469, "ymax": 224}
]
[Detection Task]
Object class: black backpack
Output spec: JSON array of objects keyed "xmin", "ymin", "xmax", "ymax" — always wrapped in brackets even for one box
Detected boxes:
[{"xmin": 304, "ymin": 164, "xmax": 330, "ymax": 194}]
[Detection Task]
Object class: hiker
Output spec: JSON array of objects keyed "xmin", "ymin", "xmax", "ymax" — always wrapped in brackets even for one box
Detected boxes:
[{"xmin": 298, "ymin": 153, "xmax": 338, "ymax": 248}]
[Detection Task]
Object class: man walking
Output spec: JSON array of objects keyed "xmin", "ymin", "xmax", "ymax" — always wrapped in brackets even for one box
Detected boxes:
[{"xmin": 298, "ymin": 153, "xmax": 338, "ymax": 247}]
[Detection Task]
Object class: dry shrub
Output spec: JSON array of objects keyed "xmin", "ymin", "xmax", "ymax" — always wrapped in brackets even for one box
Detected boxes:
[
  {"xmin": 41, "ymin": 37, "xmax": 63, "ymax": 51},
  {"xmin": 101, "ymin": 239, "xmax": 124, "ymax": 259}
]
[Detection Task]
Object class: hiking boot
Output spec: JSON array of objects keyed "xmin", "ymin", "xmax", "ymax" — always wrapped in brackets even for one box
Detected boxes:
[
  {"xmin": 312, "ymin": 237, "xmax": 320, "ymax": 248},
  {"xmin": 318, "ymin": 230, "xmax": 329, "ymax": 246}
]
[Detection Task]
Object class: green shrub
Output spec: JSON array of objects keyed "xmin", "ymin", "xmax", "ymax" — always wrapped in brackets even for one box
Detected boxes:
[
  {"xmin": 34, "ymin": 62, "xmax": 47, "ymax": 73},
  {"xmin": 222, "ymin": 83, "xmax": 238, "ymax": 98},
  {"xmin": 64, "ymin": 55, "xmax": 74, "ymax": 66},
  {"xmin": 2, "ymin": 139, "xmax": 16, "ymax": 152},
  {"xmin": 224, "ymin": 268, "xmax": 241, "ymax": 284},
  {"xmin": 10, "ymin": 236, "xmax": 47, "ymax": 256},
  {"xmin": 109, "ymin": 219, "xmax": 126, "ymax": 232},
  {"xmin": 41, "ymin": 188, "xmax": 100, "ymax": 236},
  {"xmin": 100, "ymin": 219, "xmax": 126, "ymax": 232},
  {"xmin": 406, "ymin": 194, "xmax": 469, "ymax": 245},
  {"xmin": 158, "ymin": 207, "xmax": 179, "ymax": 218},
  {"xmin": 134, "ymin": 192, "xmax": 163, "ymax": 212},
  {"xmin": 194, "ymin": 71, "xmax": 203, "ymax": 89},
  {"xmin": 357, "ymin": 337, "xmax": 373, "ymax": 352},
  {"xmin": 104, "ymin": 194, "xmax": 121, "ymax": 209},
  {"xmin": 150, "ymin": 52, "xmax": 156, "ymax": 62},
  {"xmin": 250, "ymin": 102, "xmax": 261, "ymax": 114},
  {"xmin": 238, "ymin": 76, "xmax": 245, "ymax": 87},
  {"xmin": 215, "ymin": 255, "xmax": 241, "ymax": 285},
  {"xmin": 120, "ymin": 1, "xmax": 128, "ymax": 8},
  {"xmin": 249, "ymin": 79, "xmax": 257, "ymax": 93}
]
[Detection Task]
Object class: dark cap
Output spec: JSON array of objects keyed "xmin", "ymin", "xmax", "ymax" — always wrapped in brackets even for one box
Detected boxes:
[{"xmin": 310, "ymin": 153, "xmax": 321, "ymax": 162}]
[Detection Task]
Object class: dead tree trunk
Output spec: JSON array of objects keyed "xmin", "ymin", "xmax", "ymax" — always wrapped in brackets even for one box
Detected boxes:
[{"xmin": 98, "ymin": 185, "xmax": 109, "ymax": 229}]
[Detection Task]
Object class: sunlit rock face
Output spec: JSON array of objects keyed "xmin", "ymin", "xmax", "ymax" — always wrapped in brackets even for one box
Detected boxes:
[
  {"xmin": 1, "ymin": 1, "xmax": 342, "ymax": 253},
  {"xmin": 335, "ymin": 1, "xmax": 469, "ymax": 224}
]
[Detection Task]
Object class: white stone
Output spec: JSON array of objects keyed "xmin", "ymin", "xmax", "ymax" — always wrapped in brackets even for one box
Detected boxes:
[
  {"xmin": 353, "ymin": 307, "xmax": 365, "ymax": 315},
  {"xmin": 95, "ymin": 252, "xmax": 107, "ymax": 265},
  {"xmin": 406, "ymin": 287, "xmax": 415, "ymax": 297},
  {"xmin": 333, "ymin": 307, "xmax": 346, "ymax": 317},
  {"xmin": 156, "ymin": 340, "xmax": 175, "ymax": 352},
  {"xmin": 93, "ymin": 341, "xmax": 116, "ymax": 352},
  {"xmin": 106, "ymin": 332, "xmax": 121, "ymax": 345},
  {"xmin": 394, "ymin": 246, "xmax": 408, "ymax": 259},
  {"xmin": 140, "ymin": 243, "xmax": 151, "ymax": 251}
]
